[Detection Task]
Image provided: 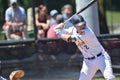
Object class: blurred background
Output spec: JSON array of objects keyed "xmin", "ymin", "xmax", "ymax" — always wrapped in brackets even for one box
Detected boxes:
[{"xmin": 0, "ymin": 0, "xmax": 119, "ymax": 80}]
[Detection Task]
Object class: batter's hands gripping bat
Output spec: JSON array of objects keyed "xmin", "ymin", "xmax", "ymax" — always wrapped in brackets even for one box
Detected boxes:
[{"xmin": 64, "ymin": 0, "xmax": 97, "ymax": 24}]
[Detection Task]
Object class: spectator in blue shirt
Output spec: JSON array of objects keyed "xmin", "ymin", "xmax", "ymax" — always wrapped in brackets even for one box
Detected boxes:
[{"xmin": 3, "ymin": 0, "xmax": 27, "ymax": 40}]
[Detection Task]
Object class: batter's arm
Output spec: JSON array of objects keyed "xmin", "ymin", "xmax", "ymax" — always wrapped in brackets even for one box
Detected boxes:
[
  {"xmin": 54, "ymin": 23, "xmax": 77, "ymax": 42},
  {"xmin": 61, "ymin": 33, "xmax": 84, "ymax": 46},
  {"xmin": 61, "ymin": 34, "xmax": 71, "ymax": 42}
]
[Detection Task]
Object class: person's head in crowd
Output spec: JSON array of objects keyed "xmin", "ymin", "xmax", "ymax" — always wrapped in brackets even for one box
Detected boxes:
[
  {"xmin": 10, "ymin": 0, "xmax": 18, "ymax": 9},
  {"xmin": 56, "ymin": 14, "xmax": 64, "ymax": 24},
  {"xmin": 37, "ymin": 5, "xmax": 47, "ymax": 16},
  {"xmin": 50, "ymin": 9, "xmax": 58, "ymax": 19},
  {"xmin": 49, "ymin": 9, "xmax": 58, "ymax": 26},
  {"xmin": 61, "ymin": 4, "xmax": 73, "ymax": 19},
  {"xmin": 61, "ymin": 4, "xmax": 73, "ymax": 29}
]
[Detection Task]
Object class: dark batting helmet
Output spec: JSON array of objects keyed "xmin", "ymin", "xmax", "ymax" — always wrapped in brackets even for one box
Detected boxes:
[{"xmin": 70, "ymin": 14, "xmax": 86, "ymax": 27}]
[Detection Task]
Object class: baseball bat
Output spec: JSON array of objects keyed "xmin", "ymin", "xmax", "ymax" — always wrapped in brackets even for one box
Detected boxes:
[{"xmin": 64, "ymin": 0, "xmax": 97, "ymax": 24}]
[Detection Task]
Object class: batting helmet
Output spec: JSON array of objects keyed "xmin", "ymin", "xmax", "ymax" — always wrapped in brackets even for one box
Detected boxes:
[{"xmin": 70, "ymin": 14, "xmax": 86, "ymax": 27}]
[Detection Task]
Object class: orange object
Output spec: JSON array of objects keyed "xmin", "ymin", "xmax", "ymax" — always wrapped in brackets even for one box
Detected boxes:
[{"xmin": 9, "ymin": 70, "xmax": 25, "ymax": 80}]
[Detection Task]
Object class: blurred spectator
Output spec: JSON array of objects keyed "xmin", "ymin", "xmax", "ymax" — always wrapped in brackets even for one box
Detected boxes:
[
  {"xmin": 3, "ymin": 0, "xmax": 27, "ymax": 40},
  {"xmin": 49, "ymin": 9, "xmax": 58, "ymax": 27},
  {"xmin": 47, "ymin": 14, "xmax": 64, "ymax": 61},
  {"xmin": 47, "ymin": 14, "xmax": 64, "ymax": 38},
  {"xmin": 61, "ymin": 4, "xmax": 73, "ymax": 29},
  {"xmin": 35, "ymin": 5, "xmax": 50, "ymax": 39}
]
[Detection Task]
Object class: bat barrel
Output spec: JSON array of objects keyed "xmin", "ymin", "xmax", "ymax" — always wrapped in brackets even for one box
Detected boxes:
[
  {"xmin": 77, "ymin": 0, "xmax": 97, "ymax": 14},
  {"xmin": 64, "ymin": 0, "xmax": 97, "ymax": 24}
]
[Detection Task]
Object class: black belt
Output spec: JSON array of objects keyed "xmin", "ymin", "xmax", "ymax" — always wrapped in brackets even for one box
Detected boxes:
[{"xmin": 85, "ymin": 53, "xmax": 102, "ymax": 60}]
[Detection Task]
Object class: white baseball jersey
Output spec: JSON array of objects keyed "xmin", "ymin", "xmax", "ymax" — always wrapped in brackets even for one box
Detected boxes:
[
  {"xmin": 62, "ymin": 25, "xmax": 115, "ymax": 80},
  {"xmin": 63, "ymin": 26, "xmax": 115, "ymax": 80},
  {"xmin": 63, "ymin": 25, "xmax": 105, "ymax": 58}
]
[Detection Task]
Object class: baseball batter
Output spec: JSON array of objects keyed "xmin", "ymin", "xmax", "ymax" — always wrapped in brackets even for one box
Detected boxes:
[{"xmin": 54, "ymin": 14, "xmax": 116, "ymax": 80}]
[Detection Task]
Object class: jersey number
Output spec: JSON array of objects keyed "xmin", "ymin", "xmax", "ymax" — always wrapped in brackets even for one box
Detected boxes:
[{"xmin": 83, "ymin": 45, "xmax": 89, "ymax": 50}]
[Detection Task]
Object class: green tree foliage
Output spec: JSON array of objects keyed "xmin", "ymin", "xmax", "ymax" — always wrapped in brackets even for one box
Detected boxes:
[
  {"xmin": 2, "ymin": 0, "xmax": 9, "ymax": 23},
  {"xmin": 45, "ymin": 0, "xmax": 76, "ymax": 14},
  {"xmin": 0, "ymin": 0, "xmax": 9, "ymax": 27},
  {"xmin": 106, "ymin": 0, "xmax": 120, "ymax": 11},
  {"xmin": 98, "ymin": 0, "xmax": 109, "ymax": 34}
]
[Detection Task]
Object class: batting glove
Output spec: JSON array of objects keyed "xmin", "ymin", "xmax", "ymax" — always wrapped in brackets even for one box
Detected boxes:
[{"xmin": 54, "ymin": 23, "xmax": 64, "ymax": 37}]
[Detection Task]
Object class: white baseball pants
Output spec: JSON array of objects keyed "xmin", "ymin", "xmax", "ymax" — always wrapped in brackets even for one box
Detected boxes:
[{"xmin": 79, "ymin": 52, "xmax": 116, "ymax": 80}]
